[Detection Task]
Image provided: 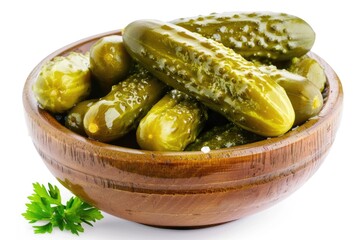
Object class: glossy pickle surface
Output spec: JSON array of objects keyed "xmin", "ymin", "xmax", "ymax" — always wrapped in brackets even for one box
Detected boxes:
[
  {"xmin": 83, "ymin": 69, "xmax": 167, "ymax": 142},
  {"xmin": 65, "ymin": 99, "xmax": 97, "ymax": 136},
  {"xmin": 32, "ymin": 52, "xmax": 91, "ymax": 113},
  {"xmin": 123, "ymin": 19, "xmax": 295, "ymax": 137},
  {"xmin": 289, "ymin": 56, "xmax": 326, "ymax": 91},
  {"xmin": 255, "ymin": 63, "xmax": 324, "ymax": 126},
  {"xmin": 90, "ymin": 35, "xmax": 133, "ymax": 93},
  {"xmin": 172, "ymin": 11, "xmax": 315, "ymax": 61},
  {"xmin": 136, "ymin": 89, "xmax": 208, "ymax": 151}
]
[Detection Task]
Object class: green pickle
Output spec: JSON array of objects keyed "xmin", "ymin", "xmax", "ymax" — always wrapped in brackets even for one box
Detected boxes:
[
  {"xmin": 186, "ymin": 123, "xmax": 264, "ymax": 151},
  {"xmin": 123, "ymin": 19, "xmax": 295, "ymax": 137},
  {"xmin": 90, "ymin": 35, "xmax": 133, "ymax": 93},
  {"xmin": 255, "ymin": 63, "xmax": 324, "ymax": 126},
  {"xmin": 172, "ymin": 12, "xmax": 315, "ymax": 61},
  {"xmin": 136, "ymin": 89, "xmax": 208, "ymax": 151},
  {"xmin": 83, "ymin": 69, "xmax": 167, "ymax": 142},
  {"xmin": 65, "ymin": 99, "xmax": 96, "ymax": 136},
  {"xmin": 32, "ymin": 52, "xmax": 91, "ymax": 113},
  {"xmin": 278, "ymin": 78, "xmax": 323, "ymax": 126},
  {"xmin": 289, "ymin": 56, "xmax": 326, "ymax": 92}
]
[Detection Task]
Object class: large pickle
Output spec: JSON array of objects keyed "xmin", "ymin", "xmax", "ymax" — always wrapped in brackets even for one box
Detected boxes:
[
  {"xmin": 186, "ymin": 123, "xmax": 264, "ymax": 151},
  {"xmin": 136, "ymin": 89, "xmax": 208, "ymax": 151},
  {"xmin": 172, "ymin": 12, "xmax": 315, "ymax": 61},
  {"xmin": 123, "ymin": 20, "xmax": 295, "ymax": 137},
  {"xmin": 32, "ymin": 52, "xmax": 91, "ymax": 113},
  {"xmin": 256, "ymin": 63, "xmax": 323, "ymax": 126},
  {"xmin": 83, "ymin": 69, "xmax": 167, "ymax": 142}
]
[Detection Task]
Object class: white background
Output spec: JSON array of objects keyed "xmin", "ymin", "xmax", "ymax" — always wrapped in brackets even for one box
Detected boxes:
[{"xmin": 1, "ymin": 0, "xmax": 358, "ymax": 239}]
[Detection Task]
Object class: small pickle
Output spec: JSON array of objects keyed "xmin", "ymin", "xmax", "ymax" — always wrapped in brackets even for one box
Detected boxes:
[
  {"xmin": 90, "ymin": 35, "xmax": 133, "ymax": 93},
  {"xmin": 65, "ymin": 99, "xmax": 96, "ymax": 136},
  {"xmin": 255, "ymin": 63, "xmax": 323, "ymax": 126},
  {"xmin": 289, "ymin": 56, "xmax": 326, "ymax": 92},
  {"xmin": 83, "ymin": 69, "xmax": 167, "ymax": 142},
  {"xmin": 136, "ymin": 89, "xmax": 208, "ymax": 151},
  {"xmin": 32, "ymin": 52, "xmax": 91, "ymax": 113},
  {"xmin": 186, "ymin": 123, "xmax": 264, "ymax": 151}
]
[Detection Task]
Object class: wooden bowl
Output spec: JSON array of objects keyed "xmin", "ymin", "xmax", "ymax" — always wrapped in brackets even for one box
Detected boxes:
[{"xmin": 22, "ymin": 30, "xmax": 343, "ymax": 228}]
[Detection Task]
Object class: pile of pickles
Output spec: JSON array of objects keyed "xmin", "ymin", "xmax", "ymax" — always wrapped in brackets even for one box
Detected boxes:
[{"xmin": 32, "ymin": 12, "xmax": 327, "ymax": 152}]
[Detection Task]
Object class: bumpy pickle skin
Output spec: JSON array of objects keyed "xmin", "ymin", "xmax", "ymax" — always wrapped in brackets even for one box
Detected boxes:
[
  {"xmin": 65, "ymin": 99, "xmax": 97, "ymax": 136},
  {"xmin": 255, "ymin": 62, "xmax": 324, "ymax": 126},
  {"xmin": 83, "ymin": 69, "xmax": 167, "ymax": 142},
  {"xmin": 289, "ymin": 56, "xmax": 326, "ymax": 92},
  {"xmin": 90, "ymin": 35, "xmax": 133, "ymax": 94},
  {"xmin": 136, "ymin": 89, "xmax": 208, "ymax": 151},
  {"xmin": 123, "ymin": 20, "xmax": 295, "ymax": 137},
  {"xmin": 186, "ymin": 123, "xmax": 264, "ymax": 151},
  {"xmin": 172, "ymin": 12, "xmax": 315, "ymax": 61},
  {"xmin": 32, "ymin": 52, "xmax": 91, "ymax": 113}
]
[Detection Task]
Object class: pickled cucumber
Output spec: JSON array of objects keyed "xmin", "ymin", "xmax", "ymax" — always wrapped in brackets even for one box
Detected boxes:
[
  {"xmin": 172, "ymin": 12, "xmax": 315, "ymax": 61},
  {"xmin": 123, "ymin": 19, "xmax": 295, "ymax": 137},
  {"xmin": 65, "ymin": 99, "xmax": 96, "ymax": 136},
  {"xmin": 289, "ymin": 56, "xmax": 326, "ymax": 92},
  {"xmin": 186, "ymin": 123, "xmax": 264, "ymax": 151},
  {"xmin": 32, "ymin": 52, "xmax": 91, "ymax": 113},
  {"xmin": 136, "ymin": 89, "xmax": 208, "ymax": 151},
  {"xmin": 83, "ymin": 68, "xmax": 167, "ymax": 142},
  {"xmin": 277, "ymin": 77, "xmax": 323, "ymax": 125},
  {"xmin": 90, "ymin": 35, "xmax": 133, "ymax": 93},
  {"xmin": 255, "ymin": 63, "xmax": 323, "ymax": 125}
]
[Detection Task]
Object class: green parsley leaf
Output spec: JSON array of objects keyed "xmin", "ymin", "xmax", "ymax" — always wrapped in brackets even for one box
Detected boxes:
[{"xmin": 22, "ymin": 182, "xmax": 104, "ymax": 235}]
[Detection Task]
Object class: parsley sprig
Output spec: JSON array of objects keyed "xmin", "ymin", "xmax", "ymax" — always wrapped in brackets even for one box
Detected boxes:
[{"xmin": 22, "ymin": 182, "xmax": 104, "ymax": 235}]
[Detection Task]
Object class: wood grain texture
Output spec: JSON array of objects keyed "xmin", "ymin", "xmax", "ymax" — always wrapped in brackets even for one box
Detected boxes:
[{"xmin": 22, "ymin": 30, "xmax": 343, "ymax": 227}]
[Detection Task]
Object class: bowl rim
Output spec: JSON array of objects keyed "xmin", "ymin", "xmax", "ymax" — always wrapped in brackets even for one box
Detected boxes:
[{"xmin": 22, "ymin": 29, "xmax": 344, "ymax": 164}]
